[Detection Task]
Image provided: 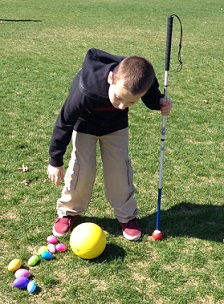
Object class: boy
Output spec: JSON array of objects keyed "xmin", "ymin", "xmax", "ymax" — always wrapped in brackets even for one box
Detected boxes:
[{"xmin": 48, "ymin": 48, "xmax": 171, "ymax": 241}]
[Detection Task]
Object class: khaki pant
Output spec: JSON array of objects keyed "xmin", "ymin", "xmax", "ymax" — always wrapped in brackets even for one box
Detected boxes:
[{"xmin": 56, "ymin": 128, "xmax": 138, "ymax": 223}]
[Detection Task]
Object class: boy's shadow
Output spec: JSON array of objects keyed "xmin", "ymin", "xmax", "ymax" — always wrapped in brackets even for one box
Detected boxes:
[{"xmin": 82, "ymin": 202, "xmax": 224, "ymax": 243}]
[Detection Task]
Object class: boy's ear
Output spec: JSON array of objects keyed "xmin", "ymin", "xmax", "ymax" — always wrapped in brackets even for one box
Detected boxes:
[{"xmin": 107, "ymin": 71, "xmax": 113, "ymax": 85}]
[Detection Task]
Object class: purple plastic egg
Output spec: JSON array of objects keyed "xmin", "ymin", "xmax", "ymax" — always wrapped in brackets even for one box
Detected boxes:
[
  {"xmin": 41, "ymin": 250, "xmax": 53, "ymax": 260},
  {"xmin": 47, "ymin": 235, "xmax": 58, "ymax": 244},
  {"xmin": 56, "ymin": 243, "xmax": 67, "ymax": 252},
  {"xmin": 47, "ymin": 243, "xmax": 56, "ymax": 254},
  {"xmin": 15, "ymin": 269, "xmax": 31, "ymax": 278},
  {"xmin": 27, "ymin": 280, "xmax": 37, "ymax": 293},
  {"xmin": 13, "ymin": 277, "xmax": 29, "ymax": 289}
]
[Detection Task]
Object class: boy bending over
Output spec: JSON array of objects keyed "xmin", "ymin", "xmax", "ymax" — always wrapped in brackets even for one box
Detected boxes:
[{"xmin": 48, "ymin": 48, "xmax": 171, "ymax": 241}]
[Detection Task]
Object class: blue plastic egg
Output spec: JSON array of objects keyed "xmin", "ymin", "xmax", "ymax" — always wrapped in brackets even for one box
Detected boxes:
[
  {"xmin": 13, "ymin": 277, "xmax": 29, "ymax": 289},
  {"xmin": 41, "ymin": 250, "xmax": 53, "ymax": 260},
  {"xmin": 27, "ymin": 280, "xmax": 37, "ymax": 293}
]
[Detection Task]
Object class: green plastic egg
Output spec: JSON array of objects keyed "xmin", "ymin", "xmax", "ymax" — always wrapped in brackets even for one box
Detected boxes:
[{"xmin": 28, "ymin": 255, "xmax": 40, "ymax": 266}]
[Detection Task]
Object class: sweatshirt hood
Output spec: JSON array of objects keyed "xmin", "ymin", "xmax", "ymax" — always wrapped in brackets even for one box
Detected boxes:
[{"xmin": 79, "ymin": 48, "xmax": 125, "ymax": 101}]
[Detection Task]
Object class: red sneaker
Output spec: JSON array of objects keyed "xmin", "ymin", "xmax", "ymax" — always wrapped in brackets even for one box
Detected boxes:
[
  {"xmin": 119, "ymin": 218, "xmax": 141, "ymax": 241},
  {"xmin": 53, "ymin": 216, "xmax": 78, "ymax": 237}
]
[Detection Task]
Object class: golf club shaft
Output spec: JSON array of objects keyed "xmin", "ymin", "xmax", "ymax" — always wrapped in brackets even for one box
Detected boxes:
[{"xmin": 156, "ymin": 15, "xmax": 173, "ymax": 231}]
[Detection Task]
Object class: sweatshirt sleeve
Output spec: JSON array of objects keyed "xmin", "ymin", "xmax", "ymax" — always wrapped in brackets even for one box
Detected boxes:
[
  {"xmin": 141, "ymin": 76, "xmax": 164, "ymax": 110},
  {"xmin": 49, "ymin": 75, "xmax": 86, "ymax": 167}
]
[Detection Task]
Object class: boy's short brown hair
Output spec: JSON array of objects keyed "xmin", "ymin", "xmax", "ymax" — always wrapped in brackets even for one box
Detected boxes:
[{"xmin": 113, "ymin": 56, "xmax": 155, "ymax": 95}]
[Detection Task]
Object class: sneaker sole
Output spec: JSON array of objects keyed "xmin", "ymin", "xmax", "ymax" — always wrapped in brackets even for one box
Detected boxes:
[
  {"xmin": 52, "ymin": 227, "xmax": 70, "ymax": 237},
  {"xmin": 123, "ymin": 231, "xmax": 141, "ymax": 241}
]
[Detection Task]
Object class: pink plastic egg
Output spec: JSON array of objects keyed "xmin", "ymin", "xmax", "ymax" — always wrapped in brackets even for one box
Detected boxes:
[
  {"xmin": 47, "ymin": 243, "xmax": 56, "ymax": 254},
  {"xmin": 13, "ymin": 277, "xmax": 29, "ymax": 289},
  {"xmin": 46, "ymin": 235, "xmax": 58, "ymax": 244},
  {"xmin": 15, "ymin": 269, "xmax": 31, "ymax": 278},
  {"xmin": 56, "ymin": 243, "xmax": 67, "ymax": 252}
]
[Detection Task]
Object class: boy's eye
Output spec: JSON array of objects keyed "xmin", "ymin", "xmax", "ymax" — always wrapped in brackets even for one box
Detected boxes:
[{"xmin": 115, "ymin": 95, "xmax": 122, "ymax": 101}]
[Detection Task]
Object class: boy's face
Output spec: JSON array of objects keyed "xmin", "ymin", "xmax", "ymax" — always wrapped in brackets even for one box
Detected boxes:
[{"xmin": 108, "ymin": 72, "xmax": 145, "ymax": 110}]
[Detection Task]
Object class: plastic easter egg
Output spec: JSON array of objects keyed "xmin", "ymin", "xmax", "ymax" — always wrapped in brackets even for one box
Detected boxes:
[
  {"xmin": 15, "ymin": 269, "xmax": 31, "ymax": 278},
  {"xmin": 56, "ymin": 243, "xmax": 67, "ymax": 252},
  {"xmin": 41, "ymin": 250, "xmax": 53, "ymax": 260},
  {"xmin": 70, "ymin": 222, "xmax": 106, "ymax": 259},
  {"xmin": 38, "ymin": 246, "xmax": 49, "ymax": 255},
  {"xmin": 27, "ymin": 280, "xmax": 37, "ymax": 293},
  {"xmin": 8, "ymin": 259, "xmax": 22, "ymax": 272},
  {"xmin": 13, "ymin": 277, "xmax": 29, "ymax": 289},
  {"xmin": 47, "ymin": 235, "xmax": 58, "ymax": 244},
  {"xmin": 28, "ymin": 255, "xmax": 40, "ymax": 266},
  {"xmin": 47, "ymin": 243, "xmax": 56, "ymax": 254}
]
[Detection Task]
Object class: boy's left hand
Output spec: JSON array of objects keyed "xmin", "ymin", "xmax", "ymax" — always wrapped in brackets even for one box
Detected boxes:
[{"xmin": 159, "ymin": 98, "xmax": 172, "ymax": 116}]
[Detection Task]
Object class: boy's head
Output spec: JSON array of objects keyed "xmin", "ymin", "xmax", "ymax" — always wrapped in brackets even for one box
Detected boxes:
[{"xmin": 108, "ymin": 56, "xmax": 155, "ymax": 110}]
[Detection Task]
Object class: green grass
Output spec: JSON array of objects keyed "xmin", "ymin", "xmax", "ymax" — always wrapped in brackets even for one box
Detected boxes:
[{"xmin": 1, "ymin": 0, "xmax": 224, "ymax": 303}]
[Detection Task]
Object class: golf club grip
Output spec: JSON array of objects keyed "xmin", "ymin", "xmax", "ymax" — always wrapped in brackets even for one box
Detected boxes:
[{"xmin": 165, "ymin": 16, "xmax": 174, "ymax": 71}]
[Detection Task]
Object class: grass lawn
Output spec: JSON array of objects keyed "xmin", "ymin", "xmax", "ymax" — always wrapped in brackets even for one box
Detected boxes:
[{"xmin": 0, "ymin": 0, "xmax": 224, "ymax": 303}]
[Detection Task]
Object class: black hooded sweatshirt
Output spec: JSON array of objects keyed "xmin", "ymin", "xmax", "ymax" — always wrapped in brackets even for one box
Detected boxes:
[{"xmin": 49, "ymin": 48, "xmax": 163, "ymax": 167}]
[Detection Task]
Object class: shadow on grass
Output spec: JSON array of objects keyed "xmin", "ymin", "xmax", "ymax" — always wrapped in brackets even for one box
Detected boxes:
[
  {"xmin": 80, "ymin": 202, "xmax": 224, "ymax": 243},
  {"xmin": 32, "ymin": 285, "xmax": 42, "ymax": 295},
  {"xmin": 90, "ymin": 243, "xmax": 127, "ymax": 263},
  {"xmin": 0, "ymin": 19, "xmax": 42, "ymax": 22},
  {"xmin": 141, "ymin": 202, "xmax": 224, "ymax": 242}
]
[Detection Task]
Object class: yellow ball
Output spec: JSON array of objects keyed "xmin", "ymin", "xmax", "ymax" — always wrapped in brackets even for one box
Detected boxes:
[{"xmin": 70, "ymin": 222, "xmax": 106, "ymax": 259}]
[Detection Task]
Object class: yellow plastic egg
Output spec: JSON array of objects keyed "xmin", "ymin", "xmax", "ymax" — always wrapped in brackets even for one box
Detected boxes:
[
  {"xmin": 37, "ymin": 246, "xmax": 49, "ymax": 255},
  {"xmin": 8, "ymin": 259, "xmax": 22, "ymax": 272}
]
